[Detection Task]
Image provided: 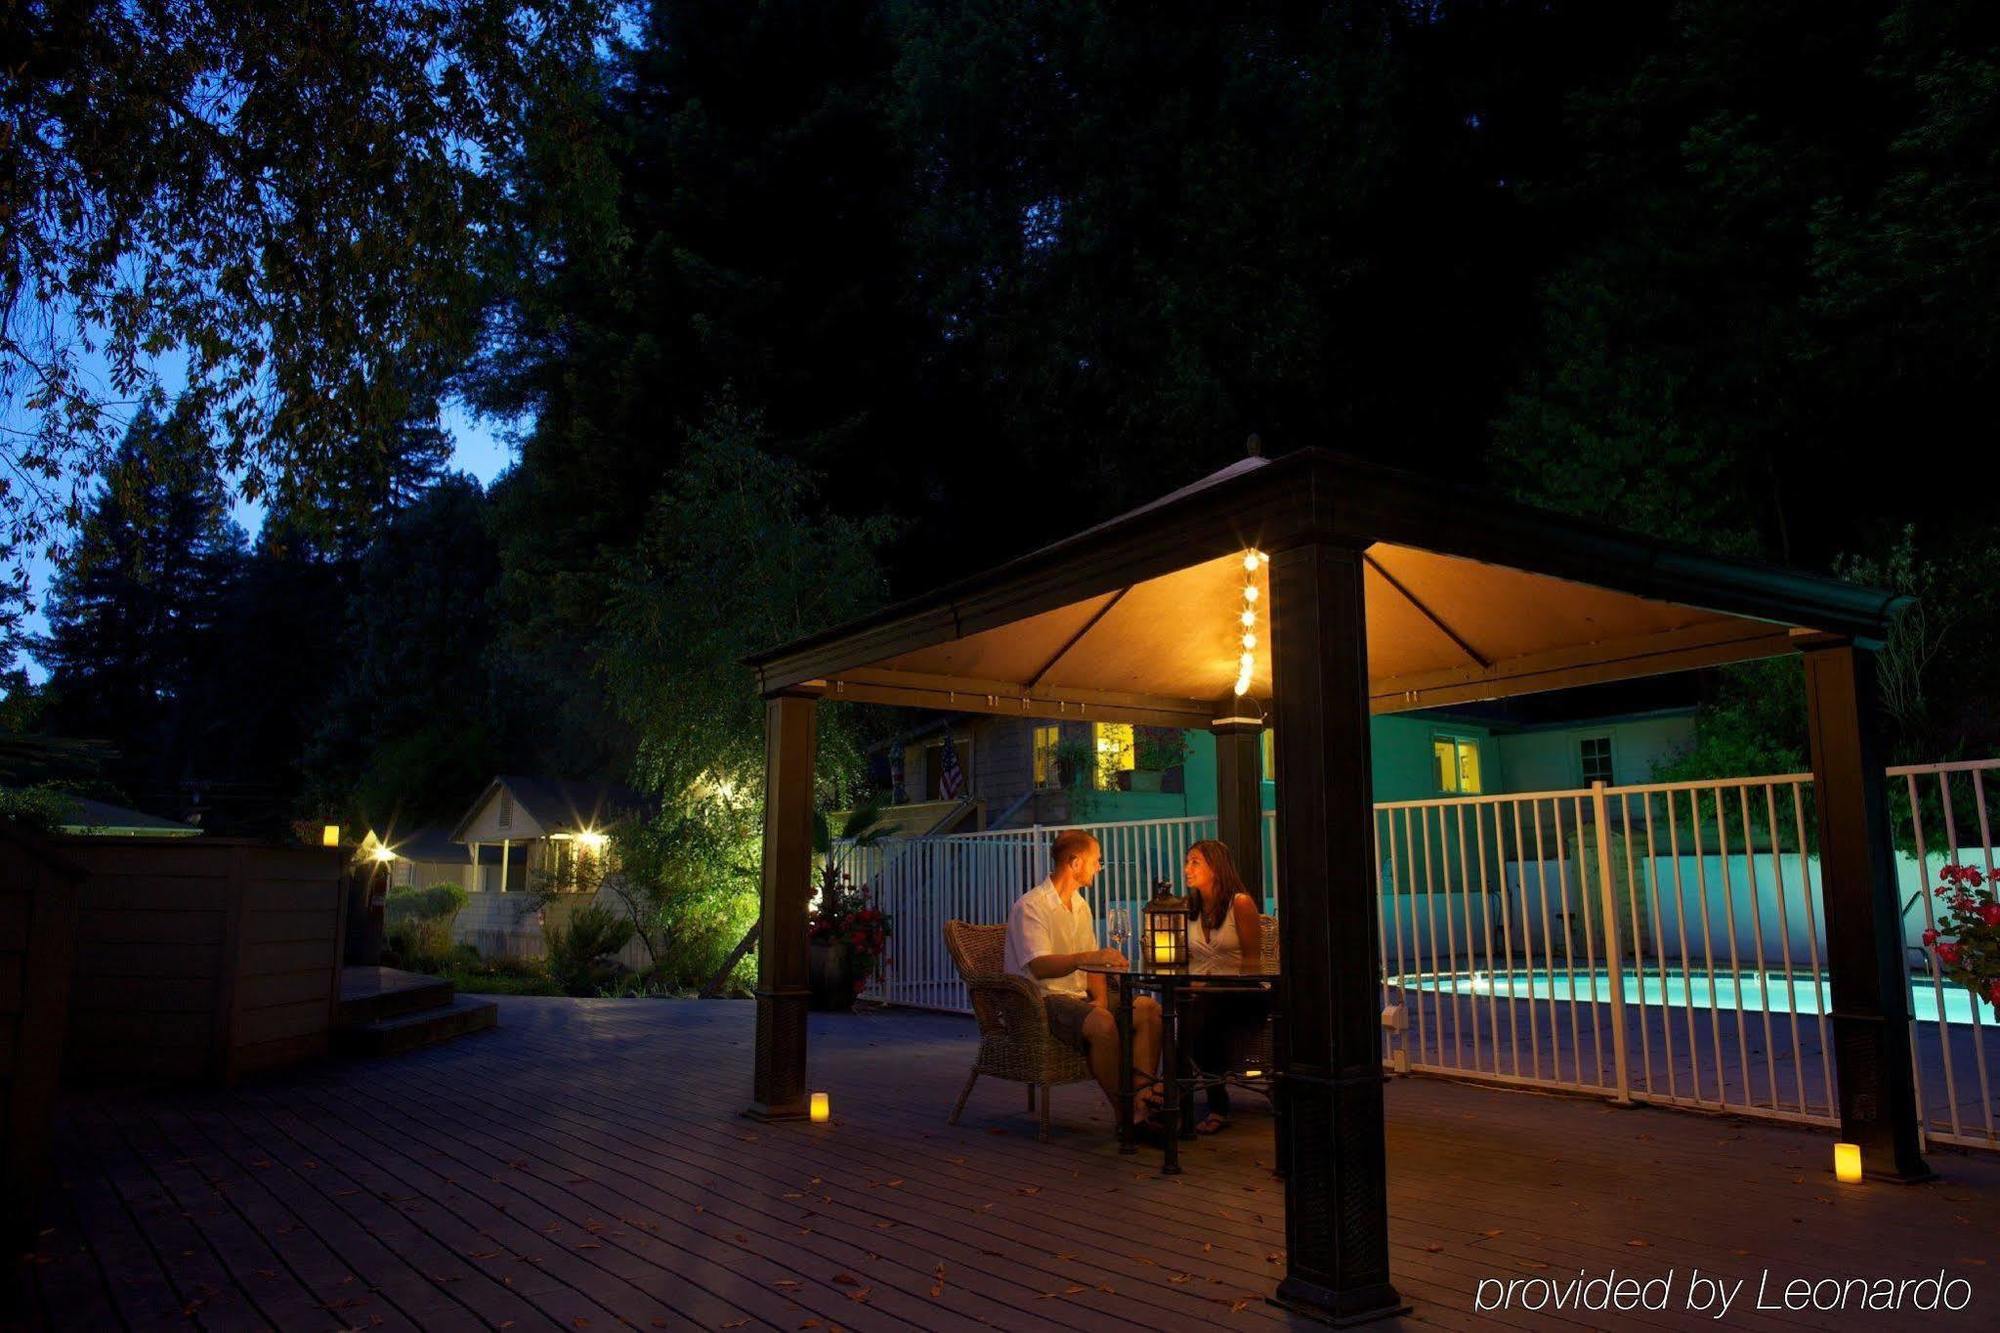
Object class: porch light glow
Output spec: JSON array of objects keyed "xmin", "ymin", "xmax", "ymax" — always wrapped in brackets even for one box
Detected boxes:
[
  {"xmin": 1834, "ymin": 1141, "xmax": 1862, "ymax": 1183},
  {"xmin": 370, "ymin": 844, "xmax": 397, "ymax": 864},
  {"xmin": 810, "ymin": 1091, "xmax": 831, "ymax": 1123},
  {"xmin": 576, "ymin": 829, "xmax": 608, "ymax": 853}
]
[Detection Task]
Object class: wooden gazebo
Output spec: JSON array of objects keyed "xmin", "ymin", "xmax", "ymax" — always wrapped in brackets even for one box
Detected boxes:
[{"xmin": 744, "ymin": 449, "xmax": 1925, "ymax": 1325}]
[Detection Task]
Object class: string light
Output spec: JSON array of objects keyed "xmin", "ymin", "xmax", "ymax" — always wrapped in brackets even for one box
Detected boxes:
[{"xmin": 1235, "ymin": 549, "xmax": 1266, "ymax": 695}]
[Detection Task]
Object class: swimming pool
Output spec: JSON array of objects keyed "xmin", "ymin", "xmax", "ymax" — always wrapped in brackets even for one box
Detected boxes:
[{"xmin": 1387, "ymin": 966, "xmax": 1988, "ymax": 1027}]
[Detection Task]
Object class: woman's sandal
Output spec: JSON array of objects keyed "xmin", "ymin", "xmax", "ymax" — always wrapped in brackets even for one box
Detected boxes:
[{"xmin": 1195, "ymin": 1112, "xmax": 1231, "ymax": 1136}]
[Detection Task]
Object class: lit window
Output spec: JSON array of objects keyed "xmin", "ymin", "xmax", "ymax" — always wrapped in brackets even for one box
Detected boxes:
[
  {"xmin": 1433, "ymin": 736, "xmax": 1482, "ymax": 794},
  {"xmin": 1032, "ymin": 725, "xmax": 1062, "ymax": 788},
  {"xmin": 1581, "ymin": 736, "xmax": 1614, "ymax": 785},
  {"xmin": 1260, "ymin": 730, "xmax": 1275, "ymax": 782},
  {"xmin": 1095, "ymin": 723, "xmax": 1134, "ymax": 789}
]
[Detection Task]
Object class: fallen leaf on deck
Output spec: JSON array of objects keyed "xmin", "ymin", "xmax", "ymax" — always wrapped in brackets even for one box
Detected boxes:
[
  {"xmin": 1626, "ymin": 1240, "xmax": 1650, "ymax": 1248},
  {"xmin": 846, "ymin": 1289, "xmax": 871, "ymax": 1302},
  {"xmin": 834, "ymin": 1274, "xmax": 859, "ymax": 1286},
  {"xmin": 1481, "ymin": 1229, "xmax": 1503, "ymax": 1238},
  {"xmin": 1016, "ymin": 1186, "xmax": 1041, "ymax": 1196},
  {"xmin": 1064, "ymin": 1285, "xmax": 1085, "ymax": 1295},
  {"xmin": 773, "ymin": 1279, "xmax": 800, "ymax": 1289},
  {"xmin": 1202, "ymin": 1243, "xmax": 1212, "ymax": 1253},
  {"xmin": 1424, "ymin": 1243, "xmax": 1444, "ymax": 1253},
  {"xmin": 721, "ymin": 1322, "xmax": 748, "ymax": 1329},
  {"xmin": 1169, "ymin": 1273, "xmax": 1191, "ymax": 1285}
]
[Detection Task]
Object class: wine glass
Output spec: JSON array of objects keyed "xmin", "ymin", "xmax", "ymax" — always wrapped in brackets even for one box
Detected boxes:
[{"xmin": 1107, "ymin": 908, "xmax": 1130, "ymax": 959}]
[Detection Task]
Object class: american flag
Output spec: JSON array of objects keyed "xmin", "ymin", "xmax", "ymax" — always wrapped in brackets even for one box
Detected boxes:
[{"xmin": 938, "ymin": 730, "xmax": 966, "ymax": 800}]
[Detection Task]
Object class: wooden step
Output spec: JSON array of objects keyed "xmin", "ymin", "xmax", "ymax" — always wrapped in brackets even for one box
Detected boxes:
[
  {"xmin": 334, "ymin": 995, "xmax": 499, "ymax": 1058},
  {"xmin": 337, "ymin": 966, "xmax": 455, "ymax": 1028}
]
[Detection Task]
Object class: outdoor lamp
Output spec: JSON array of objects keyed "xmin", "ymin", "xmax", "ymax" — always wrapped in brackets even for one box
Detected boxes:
[
  {"xmin": 1834, "ymin": 1141, "xmax": 1862, "ymax": 1184},
  {"xmin": 1143, "ymin": 881, "xmax": 1190, "ymax": 967},
  {"xmin": 810, "ymin": 1092, "xmax": 831, "ymax": 1123},
  {"xmin": 370, "ymin": 844, "xmax": 396, "ymax": 864}
]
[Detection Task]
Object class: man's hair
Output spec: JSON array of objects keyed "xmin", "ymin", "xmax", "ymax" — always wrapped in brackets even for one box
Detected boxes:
[{"xmin": 1049, "ymin": 829, "xmax": 1098, "ymax": 875}]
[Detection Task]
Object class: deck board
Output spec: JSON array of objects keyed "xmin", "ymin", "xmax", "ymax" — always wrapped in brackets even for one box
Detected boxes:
[{"xmin": 14, "ymin": 996, "xmax": 2000, "ymax": 1331}]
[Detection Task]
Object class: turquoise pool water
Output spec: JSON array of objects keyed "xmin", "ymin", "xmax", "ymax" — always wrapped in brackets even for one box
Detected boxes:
[{"xmin": 1388, "ymin": 966, "xmax": 1988, "ymax": 1027}]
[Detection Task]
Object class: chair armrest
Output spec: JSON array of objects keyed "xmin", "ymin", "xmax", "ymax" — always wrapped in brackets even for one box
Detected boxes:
[{"xmin": 963, "ymin": 973, "xmax": 1060, "ymax": 1059}]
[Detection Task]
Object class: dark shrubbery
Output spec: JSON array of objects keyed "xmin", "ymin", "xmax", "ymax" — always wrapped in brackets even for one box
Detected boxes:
[{"xmin": 543, "ymin": 902, "xmax": 636, "ymax": 996}]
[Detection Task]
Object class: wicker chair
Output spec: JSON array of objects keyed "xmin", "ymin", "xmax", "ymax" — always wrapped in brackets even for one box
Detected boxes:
[{"xmin": 943, "ymin": 920, "xmax": 1094, "ymax": 1141}]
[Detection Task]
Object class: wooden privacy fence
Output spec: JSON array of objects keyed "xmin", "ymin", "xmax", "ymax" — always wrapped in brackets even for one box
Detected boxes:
[
  {"xmin": 63, "ymin": 839, "xmax": 348, "ymax": 1084},
  {"xmin": 1, "ymin": 827, "xmax": 83, "ymax": 1250}
]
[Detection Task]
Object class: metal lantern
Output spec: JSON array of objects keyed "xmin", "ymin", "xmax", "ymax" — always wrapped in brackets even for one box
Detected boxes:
[{"xmin": 1143, "ymin": 879, "xmax": 1190, "ymax": 968}]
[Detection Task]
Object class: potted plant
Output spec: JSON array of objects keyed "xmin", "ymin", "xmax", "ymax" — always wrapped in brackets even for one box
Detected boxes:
[
  {"xmin": 807, "ymin": 861, "xmax": 893, "ymax": 1011},
  {"xmin": 1926, "ymin": 863, "xmax": 2000, "ymax": 1017},
  {"xmin": 1119, "ymin": 729, "xmax": 1190, "ymax": 793}
]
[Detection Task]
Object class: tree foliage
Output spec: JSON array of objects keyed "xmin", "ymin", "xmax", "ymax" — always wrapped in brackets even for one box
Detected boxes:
[{"xmin": 1, "ymin": 0, "xmax": 614, "ymax": 564}]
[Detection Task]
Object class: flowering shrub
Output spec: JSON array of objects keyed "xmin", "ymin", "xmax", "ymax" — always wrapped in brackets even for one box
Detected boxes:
[
  {"xmin": 809, "ymin": 864, "xmax": 893, "ymax": 993},
  {"xmin": 1925, "ymin": 863, "xmax": 2000, "ymax": 1015}
]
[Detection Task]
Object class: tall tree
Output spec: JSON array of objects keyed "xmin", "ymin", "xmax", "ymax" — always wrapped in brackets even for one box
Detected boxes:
[
  {"xmin": 303, "ymin": 473, "xmax": 509, "ymax": 827},
  {"xmin": 36, "ymin": 410, "xmax": 246, "ymax": 795},
  {"xmin": 477, "ymin": 0, "xmax": 919, "ymax": 773}
]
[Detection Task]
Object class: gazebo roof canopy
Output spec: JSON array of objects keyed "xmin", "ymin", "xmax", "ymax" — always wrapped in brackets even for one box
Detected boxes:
[{"xmin": 748, "ymin": 450, "xmax": 1906, "ymax": 727}]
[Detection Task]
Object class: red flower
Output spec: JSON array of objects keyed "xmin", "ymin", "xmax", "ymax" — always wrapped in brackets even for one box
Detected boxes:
[
  {"xmin": 1923, "ymin": 928, "xmax": 1939, "ymax": 945},
  {"xmin": 1983, "ymin": 903, "xmax": 2000, "ymax": 927},
  {"xmin": 1937, "ymin": 942, "xmax": 1962, "ymax": 966}
]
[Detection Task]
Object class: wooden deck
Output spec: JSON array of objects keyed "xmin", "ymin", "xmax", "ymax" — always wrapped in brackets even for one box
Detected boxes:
[{"xmin": 14, "ymin": 998, "xmax": 2000, "ymax": 1331}]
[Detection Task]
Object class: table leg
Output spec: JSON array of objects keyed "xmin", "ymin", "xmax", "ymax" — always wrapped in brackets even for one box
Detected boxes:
[
  {"xmin": 1272, "ymin": 999, "xmax": 1289, "ymax": 1179},
  {"xmin": 1116, "ymin": 982, "xmax": 1136, "ymax": 1155},
  {"xmin": 1160, "ymin": 982, "xmax": 1182, "ymax": 1175}
]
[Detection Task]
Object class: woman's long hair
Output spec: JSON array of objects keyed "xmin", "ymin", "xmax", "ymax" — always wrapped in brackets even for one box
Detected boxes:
[{"xmin": 1187, "ymin": 838, "xmax": 1255, "ymax": 933}]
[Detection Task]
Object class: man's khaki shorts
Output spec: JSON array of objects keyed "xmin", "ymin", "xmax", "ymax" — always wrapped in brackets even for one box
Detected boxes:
[{"xmin": 1044, "ymin": 993, "xmax": 1096, "ymax": 1057}]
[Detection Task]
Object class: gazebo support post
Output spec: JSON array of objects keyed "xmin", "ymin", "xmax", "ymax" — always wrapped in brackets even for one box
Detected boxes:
[
  {"xmin": 1268, "ymin": 542, "xmax": 1406, "ymax": 1325},
  {"xmin": 1800, "ymin": 640, "xmax": 1931, "ymax": 1181},
  {"xmin": 1212, "ymin": 716, "xmax": 1265, "ymax": 901},
  {"xmin": 748, "ymin": 689, "xmax": 818, "ymax": 1121}
]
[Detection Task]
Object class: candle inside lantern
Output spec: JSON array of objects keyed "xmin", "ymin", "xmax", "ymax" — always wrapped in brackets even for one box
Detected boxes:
[
  {"xmin": 1833, "ymin": 1141, "xmax": 1861, "ymax": 1183},
  {"xmin": 1152, "ymin": 931, "xmax": 1174, "ymax": 965},
  {"xmin": 810, "ymin": 1092, "xmax": 830, "ymax": 1123}
]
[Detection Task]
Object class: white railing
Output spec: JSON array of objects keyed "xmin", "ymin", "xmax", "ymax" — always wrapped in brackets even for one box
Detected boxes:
[{"xmin": 849, "ymin": 760, "xmax": 2000, "ymax": 1151}]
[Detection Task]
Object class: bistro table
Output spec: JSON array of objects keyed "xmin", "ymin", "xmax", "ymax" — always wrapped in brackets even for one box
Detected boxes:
[{"xmin": 1079, "ymin": 956, "xmax": 1281, "ymax": 1174}]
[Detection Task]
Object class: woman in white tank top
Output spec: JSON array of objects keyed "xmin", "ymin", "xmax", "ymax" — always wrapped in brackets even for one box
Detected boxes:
[{"xmin": 1181, "ymin": 839, "xmax": 1267, "ymax": 1134}]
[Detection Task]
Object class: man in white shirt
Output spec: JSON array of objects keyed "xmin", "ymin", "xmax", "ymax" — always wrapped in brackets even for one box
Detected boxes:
[{"xmin": 1004, "ymin": 829, "xmax": 1163, "ymax": 1128}]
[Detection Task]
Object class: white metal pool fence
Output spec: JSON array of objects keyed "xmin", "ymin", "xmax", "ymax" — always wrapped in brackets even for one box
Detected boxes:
[{"xmin": 843, "ymin": 758, "xmax": 2000, "ymax": 1151}]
